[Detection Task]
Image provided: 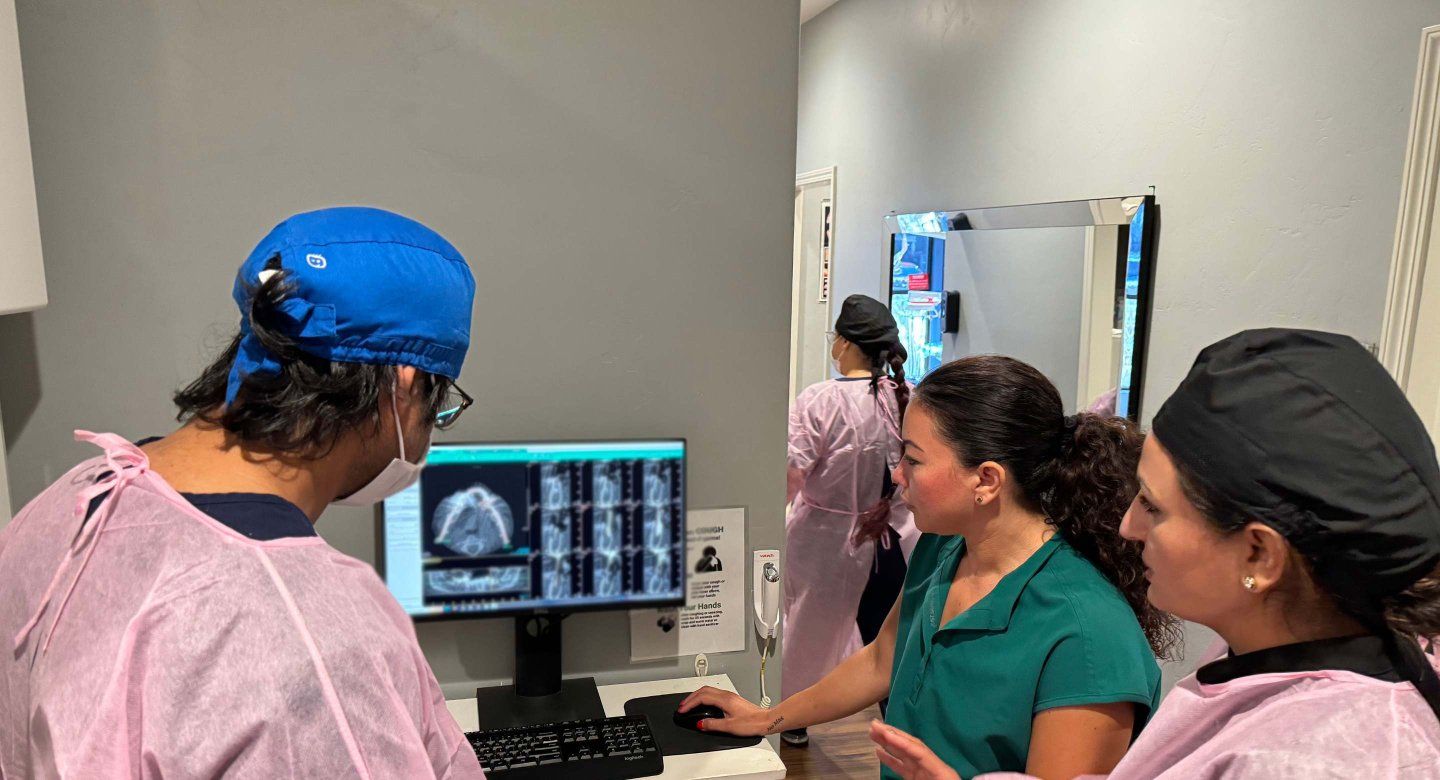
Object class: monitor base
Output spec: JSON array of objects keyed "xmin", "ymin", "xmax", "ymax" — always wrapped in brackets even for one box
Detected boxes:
[
  {"xmin": 472, "ymin": 615, "xmax": 607, "ymax": 729},
  {"xmin": 474, "ymin": 676, "xmax": 605, "ymax": 729}
]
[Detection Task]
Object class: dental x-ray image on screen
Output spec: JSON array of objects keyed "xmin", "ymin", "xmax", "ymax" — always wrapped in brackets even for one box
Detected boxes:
[{"xmin": 380, "ymin": 440, "xmax": 686, "ymax": 619}]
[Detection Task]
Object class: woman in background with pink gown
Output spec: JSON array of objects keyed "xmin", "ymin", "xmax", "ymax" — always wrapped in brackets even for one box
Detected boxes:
[{"xmin": 781, "ymin": 294, "xmax": 918, "ymax": 746}]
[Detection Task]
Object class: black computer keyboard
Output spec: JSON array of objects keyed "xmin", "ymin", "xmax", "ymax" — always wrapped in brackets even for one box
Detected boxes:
[{"xmin": 466, "ymin": 715, "xmax": 664, "ymax": 780}]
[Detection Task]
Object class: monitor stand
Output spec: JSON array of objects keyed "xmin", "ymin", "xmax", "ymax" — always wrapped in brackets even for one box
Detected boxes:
[{"xmin": 473, "ymin": 615, "xmax": 606, "ymax": 729}]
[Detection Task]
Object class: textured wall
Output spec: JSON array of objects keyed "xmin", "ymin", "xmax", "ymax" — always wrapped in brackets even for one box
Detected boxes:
[
  {"xmin": 801, "ymin": 0, "xmax": 1438, "ymax": 685},
  {"xmin": 3, "ymin": 0, "xmax": 799, "ymax": 699}
]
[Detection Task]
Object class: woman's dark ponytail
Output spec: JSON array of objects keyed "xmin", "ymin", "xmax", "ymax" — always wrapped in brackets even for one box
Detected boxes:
[
  {"xmin": 1372, "ymin": 579, "xmax": 1440, "ymax": 722},
  {"xmin": 1042, "ymin": 413, "xmax": 1182, "ymax": 659},
  {"xmin": 914, "ymin": 355, "xmax": 1183, "ymax": 660},
  {"xmin": 885, "ymin": 348, "xmax": 910, "ymax": 421},
  {"xmin": 865, "ymin": 344, "xmax": 910, "ymax": 424},
  {"xmin": 1383, "ymin": 570, "xmax": 1440, "ymax": 642},
  {"xmin": 852, "ymin": 341, "xmax": 912, "ymax": 544}
]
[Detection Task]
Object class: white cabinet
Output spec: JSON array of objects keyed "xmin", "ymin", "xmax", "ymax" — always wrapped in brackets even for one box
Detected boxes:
[
  {"xmin": 0, "ymin": 0, "xmax": 45, "ymax": 316},
  {"xmin": 0, "ymin": 0, "xmax": 43, "ymax": 525}
]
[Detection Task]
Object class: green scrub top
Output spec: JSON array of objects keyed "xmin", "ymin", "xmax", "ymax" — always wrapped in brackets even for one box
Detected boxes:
[{"xmin": 884, "ymin": 533, "xmax": 1160, "ymax": 779}]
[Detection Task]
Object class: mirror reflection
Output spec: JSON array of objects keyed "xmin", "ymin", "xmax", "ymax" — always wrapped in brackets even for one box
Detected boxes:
[{"xmin": 885, "ymin": 196, "xmax": 1155, "ymax": 419}]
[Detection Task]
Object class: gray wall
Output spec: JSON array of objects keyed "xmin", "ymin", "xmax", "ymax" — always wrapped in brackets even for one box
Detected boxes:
[
  {"xmin": 801, "ymin": 0, "xmax": 1439, "ymax": 685},
  {"xmin": 942, "ymin": 227, "xmax": 1086, "ymax": 408},
  {"xmin": 0, "ymin": 0, "xmax": 799, "ymax": 700}
]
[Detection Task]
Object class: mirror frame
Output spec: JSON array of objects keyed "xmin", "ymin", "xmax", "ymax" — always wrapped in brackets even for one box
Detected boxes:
[{"xmin": 883, "ymin": 194, "xmax": 1158, "ymax": 421}]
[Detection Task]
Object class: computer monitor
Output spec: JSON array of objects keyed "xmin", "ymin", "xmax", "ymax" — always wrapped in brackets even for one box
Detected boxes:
[
  {"xmin": 379, "ymin": 438, "xmax": 688, "ymax": 728},
  {"xmin": 381, "ymin": 439, "xmax": 687, "ymax": 620}
]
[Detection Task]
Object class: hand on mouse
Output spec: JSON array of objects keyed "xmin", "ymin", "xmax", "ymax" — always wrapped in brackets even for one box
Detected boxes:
[{"xmin": 676, "ymin": 686, "xmax": 776, "ymax": 737}]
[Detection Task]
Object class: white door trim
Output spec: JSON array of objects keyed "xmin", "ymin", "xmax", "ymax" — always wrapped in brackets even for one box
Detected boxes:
[
  {"xmin": 789, "ymin": 188, "xmax": 806, "ymax": 401},
  {"xmin": 790, "ymin": 167, "xmax": 837, "ymax": 401},
  {"xmin": 1076, "ymin": 225, "xmax": 1098, "ymax": 408},
  {"xmin": 1075, "ymin": 225, "xmax": 1124, "ymax": 410},
  {"xmin": 795, "ymin": 166, "xmax": 836, "ymax": 189},
  {"xmin": 1082, "ymin": 225, "xmax": 1100, "ymax": 408},
  {"xmin": 1380, "ymin": 24, "xmax": 1440, "ymax": 386}
]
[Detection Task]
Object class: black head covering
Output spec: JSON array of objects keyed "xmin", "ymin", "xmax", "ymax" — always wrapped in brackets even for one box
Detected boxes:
[
  {"xmin": 1155, "ymin": 328, "xmax": 1440, "ymax": 721},
  {"xmin": 834, "ymin": 294, "xmax": 904, "ymax": 358},
  {"xmin": 1153, "ymin": 328, "xmax": 1440, "ymax": 602}
]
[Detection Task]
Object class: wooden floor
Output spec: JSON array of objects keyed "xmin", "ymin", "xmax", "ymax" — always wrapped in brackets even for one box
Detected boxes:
[{"xmin": 780, "ymin": 705, "xmax": 882, "ymax": 779}]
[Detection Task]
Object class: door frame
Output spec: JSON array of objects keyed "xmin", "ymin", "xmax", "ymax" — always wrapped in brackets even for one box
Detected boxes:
[
  {"xmin": 791, "ymin": 167, "xmax": 837, "ymax": 401},
  {"xmin": 1380, "ymin": 24, "xmax": 1440, "ymax": 387},
  {"xmin": 1076, "ymin": 225, "xmax": 1121, "ymax": 410}
]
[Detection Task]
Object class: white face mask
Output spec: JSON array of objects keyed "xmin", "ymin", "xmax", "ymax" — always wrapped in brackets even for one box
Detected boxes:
[{"xmin": 334, "ymin": 388, "xmax": 428, "ymax": 506}]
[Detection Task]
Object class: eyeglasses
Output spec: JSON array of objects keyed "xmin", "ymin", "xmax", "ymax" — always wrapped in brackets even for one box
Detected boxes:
[{"xmin": 434, "ymin": 381, "xmax": 474, "ymax": 431}]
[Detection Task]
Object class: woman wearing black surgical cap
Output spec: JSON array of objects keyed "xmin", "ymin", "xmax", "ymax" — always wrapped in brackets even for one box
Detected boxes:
[
  {"xmin": 757, "ymin": 294, "xmax": 918, "ymax": 746},
  {"xmin": 870, "ymin": 329, "xmax": 1440, "ymax": 779}
]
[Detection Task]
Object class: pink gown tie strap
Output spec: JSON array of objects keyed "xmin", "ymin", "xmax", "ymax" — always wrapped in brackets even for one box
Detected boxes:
[{"xmin": 12, "ymin": 431, "xmax": 150, "ymax": 655}]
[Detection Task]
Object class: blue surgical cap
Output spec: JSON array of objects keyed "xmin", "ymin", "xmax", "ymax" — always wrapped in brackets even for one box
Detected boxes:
[{"xmin": 225, "ymin": 207, "xmax": 476, "ymax": 405}]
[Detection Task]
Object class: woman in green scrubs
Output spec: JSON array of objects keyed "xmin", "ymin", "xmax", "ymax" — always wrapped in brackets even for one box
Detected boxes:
[{"xmin": 683, "ymin": 355, "xmax": 1180, "ymax": 779}]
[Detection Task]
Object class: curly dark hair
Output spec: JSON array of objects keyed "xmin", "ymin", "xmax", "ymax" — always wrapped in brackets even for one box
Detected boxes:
[
  {"xmin": 174, "ymin": 256, "xmax": 450, "ymax": 456},
  {"xmin": 913, "ymin": 355, "xmax": 1183, "ymax": 660}
]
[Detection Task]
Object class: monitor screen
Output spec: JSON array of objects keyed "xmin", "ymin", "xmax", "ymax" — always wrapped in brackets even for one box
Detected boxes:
[{"xmin": 380, "ymin": 440, "xmax": 686, "ymax": 620}]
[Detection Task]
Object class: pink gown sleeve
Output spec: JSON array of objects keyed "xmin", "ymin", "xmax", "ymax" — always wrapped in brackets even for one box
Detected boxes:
[{"xmin": 421, "ymin": 652, "xmax": 486, "ymax": 778}]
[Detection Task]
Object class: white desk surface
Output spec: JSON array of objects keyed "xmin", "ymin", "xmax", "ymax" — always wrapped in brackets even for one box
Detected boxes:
[{"xmin": 447, "ymin": 674, "xmax": 786, "ymax": 780}]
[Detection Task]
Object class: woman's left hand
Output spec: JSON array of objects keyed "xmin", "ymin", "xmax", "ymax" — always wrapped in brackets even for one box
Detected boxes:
[{"xmin": 868, "ymin": 720, "xmax": 960, "ymax": 780}]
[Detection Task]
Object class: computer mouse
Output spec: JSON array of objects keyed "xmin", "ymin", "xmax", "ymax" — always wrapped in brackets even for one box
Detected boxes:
[{"xmin": 673, "ymin": 704, "xmax": 726, "ymax": 732}]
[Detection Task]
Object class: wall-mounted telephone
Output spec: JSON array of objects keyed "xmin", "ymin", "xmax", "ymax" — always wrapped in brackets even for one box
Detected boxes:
[{"xmin": 753, "ymin": 549, "xmax": 781, "ymax": 707}]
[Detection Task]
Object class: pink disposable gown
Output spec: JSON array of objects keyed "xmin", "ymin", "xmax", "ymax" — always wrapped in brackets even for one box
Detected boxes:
[
  {"xmin": 0, "ymin": 432, "xmax": 484, "ymax": 779},
  {"xmin": 783, "ymin": 378, "xmax": 918, "ymax": 699},
  {"xmin": 978, "ymin": 640, "xmax": 1440, "ymax": 780}
]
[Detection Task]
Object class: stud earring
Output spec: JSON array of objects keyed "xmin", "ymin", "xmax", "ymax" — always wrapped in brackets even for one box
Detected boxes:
[
  {"xmin": 1242, "ymin": 575, "xmax": 1257, "ymax": 592},
  {"xmin": 975, "ymin": 496, "xmax": 982, "ymax": 505}
]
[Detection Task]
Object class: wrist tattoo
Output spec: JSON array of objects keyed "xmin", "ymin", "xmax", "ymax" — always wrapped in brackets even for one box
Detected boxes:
[{"xmin": 767, "ymin": 716, "xmax": 785, "ymax": 734}]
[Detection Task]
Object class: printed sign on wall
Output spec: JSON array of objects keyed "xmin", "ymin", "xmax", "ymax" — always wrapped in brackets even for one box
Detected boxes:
[
  {"xmin": 629, "ymin": 508, "xmax": 746, "ymax": 661},
  {"xmin": 818, "ymin": 199, "xmax": 832, "ymax": 303}
]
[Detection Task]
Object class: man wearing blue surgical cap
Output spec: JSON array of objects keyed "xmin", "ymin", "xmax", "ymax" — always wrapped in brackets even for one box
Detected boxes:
[{"xmin": 0, "ymin": 208, "xmax": 485, "ymax": 777}]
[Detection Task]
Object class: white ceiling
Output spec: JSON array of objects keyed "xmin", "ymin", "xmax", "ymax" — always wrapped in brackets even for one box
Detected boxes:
[{"xmin": 800, "ymin": 0, "xmax": 842, "ymax": 24}]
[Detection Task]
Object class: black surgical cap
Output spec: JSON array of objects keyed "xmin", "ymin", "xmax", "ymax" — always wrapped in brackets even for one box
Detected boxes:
[
  {"xmin": 834, "ymin": 294, "xmax": 903, "ymax": 357},
  {"xmin": 1153, "ymin": 328, "xmax": 1440, "ymax": 602}
]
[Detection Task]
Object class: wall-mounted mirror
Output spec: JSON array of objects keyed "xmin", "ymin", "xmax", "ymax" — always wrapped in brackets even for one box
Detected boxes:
[{"xmin": 884, "ymin": 195, "xmax": 1157, "ymax": 420}]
